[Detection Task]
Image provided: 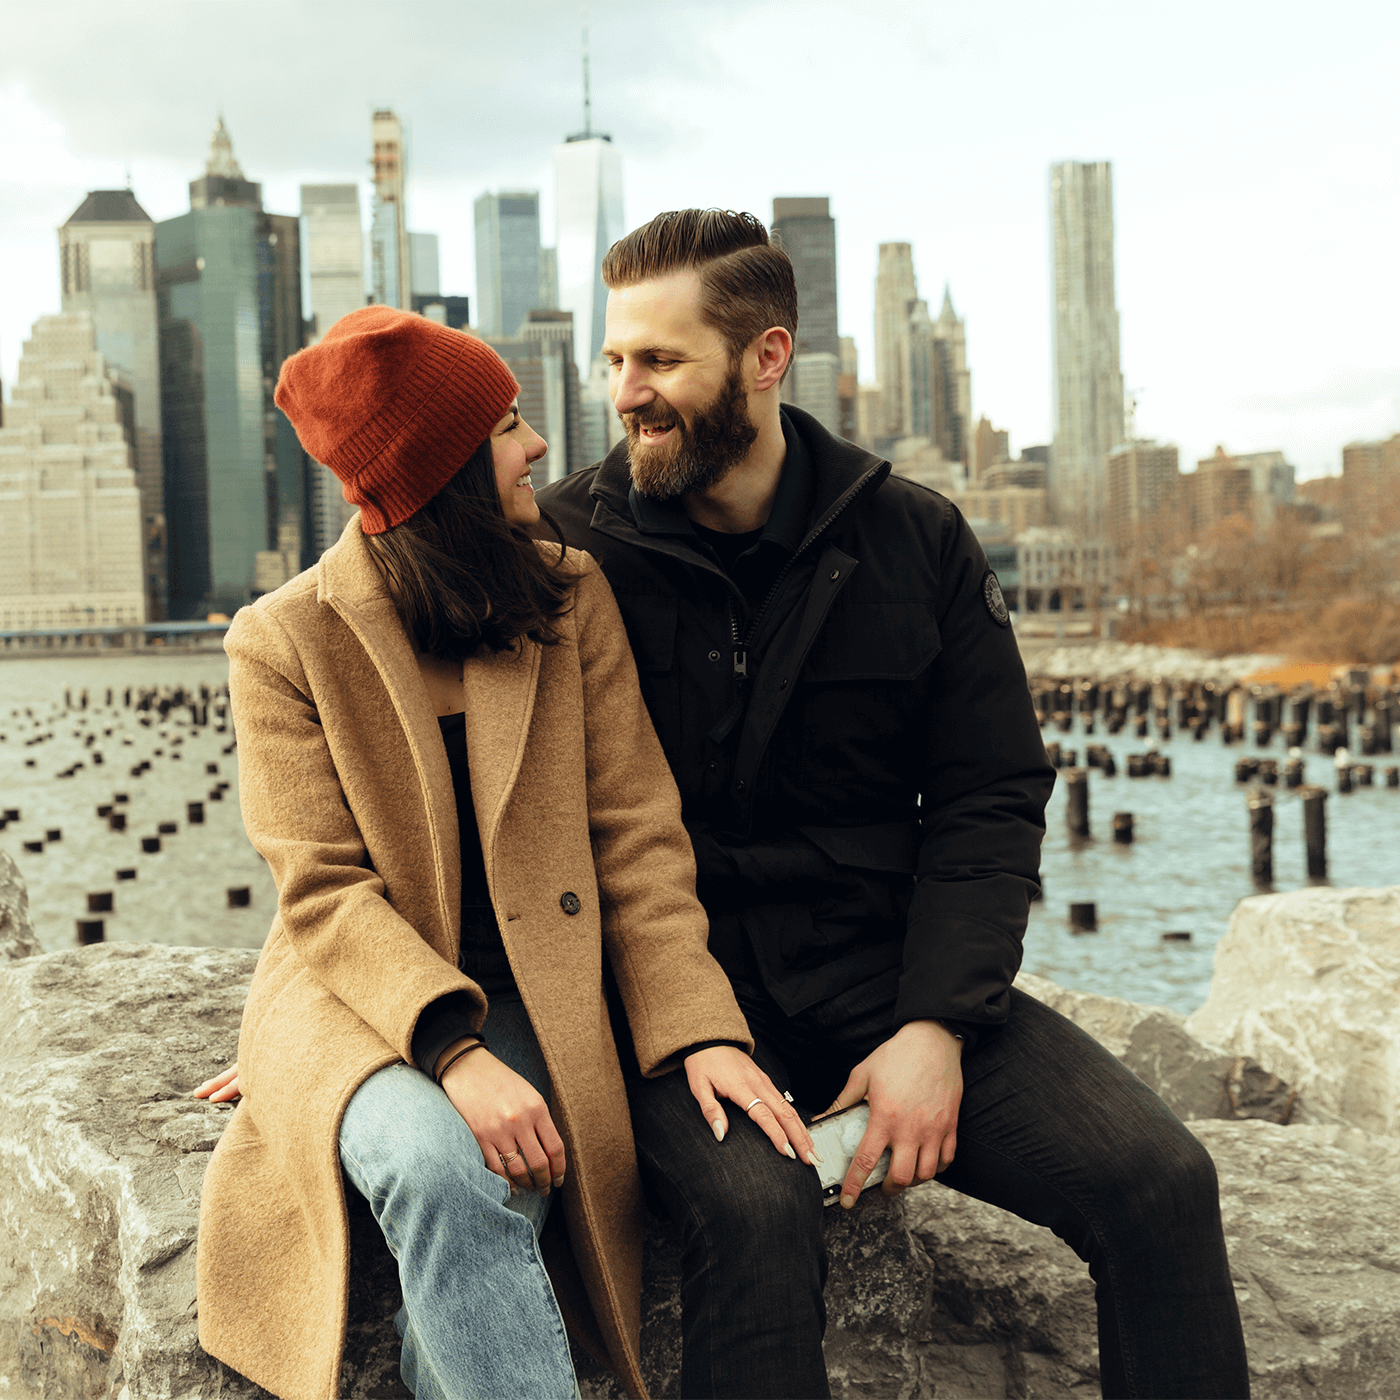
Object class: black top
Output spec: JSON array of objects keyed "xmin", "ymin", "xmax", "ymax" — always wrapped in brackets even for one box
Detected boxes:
[{"xmin": 409, "ymin": 712, "xmax": 516, "ymax": 1077}]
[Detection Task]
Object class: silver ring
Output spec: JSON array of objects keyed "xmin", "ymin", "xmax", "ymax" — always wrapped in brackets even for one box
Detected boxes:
[{"xmin": 743, "ymin": 1097, "xmax": 763, "ymax": 1114}]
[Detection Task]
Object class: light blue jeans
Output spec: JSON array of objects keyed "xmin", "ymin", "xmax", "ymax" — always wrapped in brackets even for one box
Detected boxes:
[{"xmin": 339, "ymin": 995, "xmax": 580, "ymax": 1399}]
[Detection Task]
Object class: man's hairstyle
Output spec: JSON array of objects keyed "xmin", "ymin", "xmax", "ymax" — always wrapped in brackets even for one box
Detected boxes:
[{"xmin": 601, "ymin": 209, "xmax": 798, "ymax": 365}]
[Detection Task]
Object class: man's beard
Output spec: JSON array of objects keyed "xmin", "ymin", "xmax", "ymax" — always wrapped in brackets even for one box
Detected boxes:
[{"xmin": 624, "ymin": 367, "xmax": 759, "ymax": 500}]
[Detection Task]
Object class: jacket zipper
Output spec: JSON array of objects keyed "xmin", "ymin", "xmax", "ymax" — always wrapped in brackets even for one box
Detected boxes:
[{"xmin": 728, "ymin": 464, "xmax": 882, "ymax": 681}]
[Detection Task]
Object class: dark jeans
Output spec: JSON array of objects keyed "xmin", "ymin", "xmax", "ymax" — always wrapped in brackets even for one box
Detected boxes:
[{"xmin": 623, "ymin": 969, "xmax": 1250, "ymax": 1400}]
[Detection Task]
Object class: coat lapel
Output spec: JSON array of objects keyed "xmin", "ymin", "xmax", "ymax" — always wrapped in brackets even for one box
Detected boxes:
[
  {"xmin": 316, "ymin": 515, "xmax": 543, "ymax": 916},
  {"xmin": 460, "ymin": 638, "xmax": 542, "ymax": 894},
  {"xmin": 316, "ymin": 519, "xmax": 459, "ymax": 940}
]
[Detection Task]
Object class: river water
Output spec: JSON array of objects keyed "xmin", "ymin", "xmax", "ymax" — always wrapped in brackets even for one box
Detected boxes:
[{"xmin": 3, "ymin": 652, "xmax": 1398, "ymax": 1016}]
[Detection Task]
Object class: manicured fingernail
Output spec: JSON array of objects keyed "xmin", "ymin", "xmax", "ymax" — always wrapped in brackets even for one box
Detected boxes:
[
  {"xmin": 784, "ymin": 1143, "xmax": 797, "ymax": 1159},
  {"xmin": 553, "ymin": 1175, "xmax": 565, "ymax": 1189},
  {"xmin": 805, "ymin": 1148, "xmax": 825, "ymax": 1166},
  {"xmin": 840, "ymin": 1194, "xmax": 855, "ymax": 1209},
  {"xmin": 712, "ymin": 1120, "xmax": 725, "ymax": 1143}
]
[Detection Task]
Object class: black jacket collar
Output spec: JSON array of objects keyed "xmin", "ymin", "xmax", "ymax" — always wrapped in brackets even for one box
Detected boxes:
[{"xmin": 588, "ymin": 405, "xmax": 891, "ymax": 557}]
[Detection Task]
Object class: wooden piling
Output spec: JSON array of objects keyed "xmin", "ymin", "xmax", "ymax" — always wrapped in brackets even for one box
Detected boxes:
[
  {"xmin": 76, "ymin": 920, "xmax": 105, "ymax": 945},
  {"xmin": 1248, "ymin": 791, "xmax": 1274, "ymax": 886},
  {"xmin": 1301, "ymin": 786, "xmax": 1327, "ymax": 878},
  {"xmin": 1065, "ymin": 768, "xmax": 1090, "ymax": 836},
  {"xmin": 1112, "ymin": 812, "xmax": 1134, "ymax": 844},
  {"xmin": 1069, "ymin": 902, "xmax": 1098, "ymax": 932}
]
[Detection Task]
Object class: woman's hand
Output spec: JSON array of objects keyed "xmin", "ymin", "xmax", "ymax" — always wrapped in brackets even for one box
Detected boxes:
[
  {"xmin": 440, "ymin": 1045, "xmax": 567, "ymax": 1197},
  {"xmin": 684, "ymin": 1046, "xmax": 819, "ymax": 1166},
  {"xmin": 194, "ymin": 1064, "xmax": 242, "ymax": 1102}
]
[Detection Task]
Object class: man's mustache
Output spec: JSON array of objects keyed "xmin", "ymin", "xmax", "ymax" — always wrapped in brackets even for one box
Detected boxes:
[{"xmin": 624, "ymin": 401, "xmax": 679, "ymax": 431}]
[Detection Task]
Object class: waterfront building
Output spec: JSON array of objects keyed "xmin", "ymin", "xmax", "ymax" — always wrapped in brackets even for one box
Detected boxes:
[
  {"xmin": 156, "ymin": 119, "xmax": 306, "ymax": 618},
  {"xmin": 58, "ymin": 189, "xmax": 165, "ymax": 618},
  {"xmin": 873, "ymin": 242, "xmax": 917, "ymax": 439},
  {"xmin": 960, "ymin": 484, "xmax": 1048, "ymax": 537},
  {"xmin": 369, "ymin": 110, "xmax": 411, "ymax": 310},
  {"xmin": 888, "ymin": 437, "xmax": 957, "ymax": 494},
  {"xmin": 1050, "ymin": 160, "xmax": 1125, "ymax": 536},
  {"xmin": 554, "ymin": 135, "xmax": 624, "ymax": 376},
  {"xmin": 1183, "ymin": 447, "xmax": 1252, "ymax": 537},
  {"xmin": 1015, "ymin": 525, "xmax": 1110, "ymax": 612},
  {"xmin": 483, "ymin": 310, "xmax": 581, "ymax": 486},
  {"xmin": 1106, "ymin": 439, "xmax": 1180, "ymax": 543},
  {"xmin": 837, "ymin": 337, "xmax": 859, "ymax": 443},
  {"xmin": 412, "ymin": 295, "xmax": 471, "ymax": 331},
  {"xmin": 0, "ymin": 314, "xmax": 145, "ymax": 630},
  {"xmin": 578, "ymin": 353, "xmax": 623, "ymax": 467},
  {"xmin": 475, "ymin": 191, "xmax": 546, "ymax": 337},
  {"xmin": 970, "ymin": 416, "xmax": 1011, "ymax": 483},
  {"xmin": 983, "ymin": 458, "xmax": 1048, "ymax": 491},
  {"xmin": 1230, "ymin": 449, "xmax": 1296, "ymax": 526},
  {"xmin": 1342, "ymin": 433, "xmax": 1400, "ymax": 535}
]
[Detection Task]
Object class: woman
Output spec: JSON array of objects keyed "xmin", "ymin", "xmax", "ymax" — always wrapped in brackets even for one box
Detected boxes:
[{"xmin": 193, "ymin": 306, "xmax": 815, "ymax": 1400}]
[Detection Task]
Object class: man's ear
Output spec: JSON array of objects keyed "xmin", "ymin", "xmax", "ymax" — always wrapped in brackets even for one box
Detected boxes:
[{"xmin": 751, "ymin": 326, "xmax": 793, "ymax": 394}]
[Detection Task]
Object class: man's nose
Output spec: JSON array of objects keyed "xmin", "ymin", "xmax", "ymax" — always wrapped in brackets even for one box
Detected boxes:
[{"xmin": 612, "ymin": 361, "xmax": 654, "ymax": 414}]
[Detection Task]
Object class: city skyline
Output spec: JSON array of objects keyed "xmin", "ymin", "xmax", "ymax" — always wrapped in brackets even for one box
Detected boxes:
[{"xmin": 2, "ymin": 0, "xmax": 1398, "ymax": 481}]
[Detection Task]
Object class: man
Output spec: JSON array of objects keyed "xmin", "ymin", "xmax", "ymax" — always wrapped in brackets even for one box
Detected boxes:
[{"xmin": 538, "ymin": 209, "xmax": 1249, "ymax": 1400}]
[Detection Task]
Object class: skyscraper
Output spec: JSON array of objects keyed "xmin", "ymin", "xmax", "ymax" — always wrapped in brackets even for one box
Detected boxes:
[
  {"xmin": 1106, "ymin": 439, "xmax": 1180, "ymax": 543},
  {"xmin": 475, "ymin": 191, "xmax": 545, "ymax": 337},
  {"xmin": 156, "ymin": 118, "xmax": 306, "ymax": 618},
  {"xmin": 1050, "ymin": 160, "xmax": 1124, "ymax": 536},
  {"xmin": 0, "ymin": 314, "xmax": 145, "ymax": 630},
  {"xmin": 772, "ymin": 197, "xmax": 841, "ymax": 433},
  {"xmin": 554, "ymin": 137, "xmax": 624, "ymax": 376},
  {"xmin": 771, "ymin": 197, "xmax": 839, "ymax": 356},
  {"xmin": 58, "ymin": 188, "xmax": 165, "ymax": 617},
  {"xmin": 910, "ymin": 288, "xmax": 971, "ymax": 471},
  {"xmin": 409, "ymin": 232, "xmax": 440, "ymax": 300},
  {"xmin": 301, "ymin": 184, "xmax": 364, "ymax": 340},
  {"xmin": 301, "ymin": 183, "xmax": 365, "ymax": 555},
  {"xmin": 873, "ymin": 243, "xmax": 917, "ymax": 439},
  {"xmin": 369, "ymin": 110, "xmax": 411, "ymax": 310}
]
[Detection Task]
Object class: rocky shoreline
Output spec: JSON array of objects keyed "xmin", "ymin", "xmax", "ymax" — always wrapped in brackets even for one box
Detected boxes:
[
  {"xmin": 1017, "ymin": 638, "xmax": 1286, "ymax": 685},
  {"xmin": 1, "ymin": 849, "xmax": 1396, "ymax": 1398}
]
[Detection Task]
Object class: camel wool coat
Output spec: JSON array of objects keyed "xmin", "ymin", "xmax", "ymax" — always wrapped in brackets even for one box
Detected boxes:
[{"xmin": 196, "ymin": 519, "xmax": 752, "ymax": 1400}]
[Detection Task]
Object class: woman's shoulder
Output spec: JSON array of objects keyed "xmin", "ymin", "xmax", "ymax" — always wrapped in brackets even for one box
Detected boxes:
[{"xmin": 531, "ymin": 538, "xmax": 600, "ymax": 584}]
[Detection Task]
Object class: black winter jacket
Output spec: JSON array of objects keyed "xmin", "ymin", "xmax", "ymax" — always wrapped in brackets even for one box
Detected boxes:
[{"xmin": 537, "ymin": 407, "xmax": 1054, "ymax": 1037}]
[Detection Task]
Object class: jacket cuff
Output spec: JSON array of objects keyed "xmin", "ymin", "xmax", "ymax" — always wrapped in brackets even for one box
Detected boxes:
[
  {"xmin": 411, "ymin": 991, "xmax": 482, "ymax": 1078},
  {"xmin": 895, "ymin": 909, "xmax": 1026, "ymax": 1034}
]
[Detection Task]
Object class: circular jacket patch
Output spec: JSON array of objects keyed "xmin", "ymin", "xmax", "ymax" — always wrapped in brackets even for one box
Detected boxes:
[{"xmin": 982, "ymin": 570, "xmax": 1010, "ymax": 627}]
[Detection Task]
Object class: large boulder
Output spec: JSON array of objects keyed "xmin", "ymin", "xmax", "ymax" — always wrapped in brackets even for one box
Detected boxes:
[
  {"xmin": 0, "ymin": 849, "xmax": 42, "ymax": 961},
  {"xmin": 2, "ymin": 890, "xmax": 1397, "ymax": 1399},
  {"xmin": 1187, "ymin": 886, "xmax": 1400, "ymax": 1137},
  {"xmin": 1015, "ymin": 970, "xmax": 1340, "ymax": 1127}
]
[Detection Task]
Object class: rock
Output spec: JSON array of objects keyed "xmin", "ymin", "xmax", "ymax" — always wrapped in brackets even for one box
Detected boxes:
[
  {"xmin": 1019, "ymin": 640, "xmax": 1285, "ymax": 685},
  {"xmin": 1187, "ymin": 886, "xmax": 1400, "ymax": 1137},
  {"xmin": 0, "ymin": 849, "xmax": 42, "ymax": 960},
  {"xmin": 0, "ymin": 943, "xmax": 405, "ymax": 1399},
  {"xmin": 1015, "ymin": 970, "xmax": 1335, "ymax": 1126},
  {"xmin": 4, "ymin": 890, "xmax": 1396, "ymax": 1399}
]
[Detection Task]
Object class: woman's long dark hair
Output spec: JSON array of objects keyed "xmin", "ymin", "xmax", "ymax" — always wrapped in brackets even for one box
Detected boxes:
[{"xmin": 364, "ymin": 438, "xmax": 572, "ymax": 659}]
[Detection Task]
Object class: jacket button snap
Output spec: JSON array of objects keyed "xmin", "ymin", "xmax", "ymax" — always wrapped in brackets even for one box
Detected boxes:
[
  {"xmin": 829, "ymin": 569, "xmax": 841, "ymax": 580},
  {"xmin": 734, "ymin": 779, "xmax": 746, "ymax": 793},
  {"xmin": 708, "ymin": 650, "xmax": 721, "ymax": 662},
  {"xmin": 560, "ymin": 891, "xmax": 582, "ymax": 915}
]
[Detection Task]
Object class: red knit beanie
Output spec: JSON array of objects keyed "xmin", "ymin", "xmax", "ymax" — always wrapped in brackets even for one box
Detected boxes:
[{"xmin": 274, "ymin": 306, "xmax": 520, "ymax": 534}]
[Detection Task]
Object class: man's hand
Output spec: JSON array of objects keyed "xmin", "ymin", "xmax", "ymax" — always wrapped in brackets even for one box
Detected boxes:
[
  {"xmin": 684, "ymin": 1045, "xmax": 820, "ymax": 1166},
  {"xmin": 817, "ymin": 1020, "xmax": 963, "ymax": 1208}
]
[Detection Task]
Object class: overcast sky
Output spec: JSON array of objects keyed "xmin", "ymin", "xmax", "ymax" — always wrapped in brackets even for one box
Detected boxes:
[{"xmin": 4, "ymin": 0, "xmax": 1397, "ymax": 478}]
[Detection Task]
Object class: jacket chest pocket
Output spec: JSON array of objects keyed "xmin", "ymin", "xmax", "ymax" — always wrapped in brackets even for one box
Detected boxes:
[
  {"xmin": 796, "ymin": 601, "xmax": 941, "ymax": 788},
  {"xmin": 612, "ymin": 592, "xmax": 681, "ymax": 755}
]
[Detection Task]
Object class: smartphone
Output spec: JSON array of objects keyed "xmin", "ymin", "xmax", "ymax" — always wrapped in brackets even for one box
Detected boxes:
[{"xmin": 808, "ymin": 1103, "xmax": 890, "ymax": 1205}]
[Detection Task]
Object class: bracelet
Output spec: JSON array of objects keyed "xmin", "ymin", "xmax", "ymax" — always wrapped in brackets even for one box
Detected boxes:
[{"xmin": 434, "ymin": 1035, "xmax": 487, "ymax": 1087}]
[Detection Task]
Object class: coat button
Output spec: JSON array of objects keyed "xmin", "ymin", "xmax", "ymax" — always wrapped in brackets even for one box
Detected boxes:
[
  {"xmin": 708, "ymin": 650, "xmax": 721, "ymax": 662},
  {"xmin": 734, "ymin": 779, "xmax": 746, "ymax": 793},
  {"xmin": 829, "ymin": 568, "xmax": 841, "ymax": 581},
  {"xmin": 560, "ymin": 891, "xmax": 582, "ymax": 915}
]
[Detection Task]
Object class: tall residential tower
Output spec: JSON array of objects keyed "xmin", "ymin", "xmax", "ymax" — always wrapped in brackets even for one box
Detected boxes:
[
  {"xmin": 475, "ymin": 191, "xmax": 546, "ymax": 337},
  {"xmin": 1050, "ymin": 160, "xmax": 1124, "ymax": 536},
  {"xmin": 772, "ymin": 197, "xmax": 841, "ymax": 433},
  {"xmin": 370, "ymin": 109, "xmax": 411, "ymax": 310}
]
